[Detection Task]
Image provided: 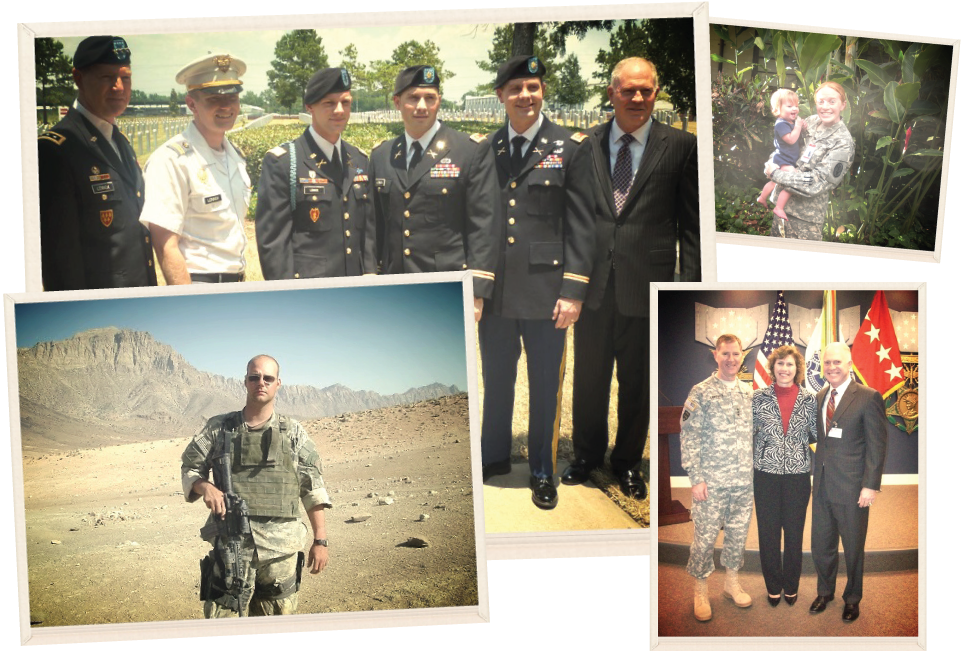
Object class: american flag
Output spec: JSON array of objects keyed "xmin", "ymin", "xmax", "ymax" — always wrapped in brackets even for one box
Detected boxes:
[{"xmin": 753, "ymin": 291, "xmax": 795, "ymax": 389}]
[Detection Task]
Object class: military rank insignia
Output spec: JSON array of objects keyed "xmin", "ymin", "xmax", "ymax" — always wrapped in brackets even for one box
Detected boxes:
[
  {"xmin": 535, "ymin": 154, "xmax": 563, "ymax": 169},
  {"xmin": 570, "ymin": 132, "xmax": 588, "ymax": 143},
  {"xmin": 310, "ymin": 207, "xmax": 320, "ymax": 223},
  {"xmin": 38, "ymin": 130, "xmax": 66, "ymax": 145},
  {"xmin": 100, "ymin": 210, "xmax": 114, "ymax": 227},
  {"xmin": 430, "ymin": 163, "xmax": 460, "ymax": 178},
  {"xmin": 469, "ymin": 133, "xmax": 488, "ymax": 143}
]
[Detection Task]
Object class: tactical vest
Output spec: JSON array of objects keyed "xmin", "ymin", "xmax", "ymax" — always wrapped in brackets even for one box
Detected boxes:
[{"xmin": 221, "ymin": 412, "xmax": 301, "ymax": 518}]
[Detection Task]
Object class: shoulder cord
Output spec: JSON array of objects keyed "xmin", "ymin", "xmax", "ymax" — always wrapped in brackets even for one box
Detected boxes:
[{"xmin": 288, "ymin": 142, "xmax": 297, "ymax": 213}]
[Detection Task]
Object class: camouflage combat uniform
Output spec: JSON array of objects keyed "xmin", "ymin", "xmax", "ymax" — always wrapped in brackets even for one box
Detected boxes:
[
  {"xmin": 768, "ymin": 115, "xmax": 855, "ymax": 241},
  {"xmin": 680, "ymin": 373, "xmax": 754, "ymax": 579},
  {"xmin": 181, "ymin": 412, "xmax": 331, "ymax": 617}
]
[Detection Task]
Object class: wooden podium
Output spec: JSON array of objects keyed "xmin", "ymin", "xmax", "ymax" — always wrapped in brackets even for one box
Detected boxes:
[{"xmin": 658, "ymin": 406, "xmax": 690, "ymax": 525}]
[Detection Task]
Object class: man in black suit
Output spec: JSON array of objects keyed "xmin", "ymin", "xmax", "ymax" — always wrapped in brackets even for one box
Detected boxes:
[
  {"xmin": 478, "ymin": 55, "xmax": 594, "ymax": 510},
  {"xmin": 37, "ymin": 36, "xmax": 156, "ymax": 291},
  {"xmin": 561, "ymin": 57, "xmax": 700, "ymax": 499},
  {"xmin": 256, "ymin": 68, "xmax": 374, "ymax": 280},
  {"xmin": 368, "ymin": 65, "xmax": 499, "ymax": 322},
  {"xmin": 810, "ymin": 342, "xmax": 887, "ymax": 622}
]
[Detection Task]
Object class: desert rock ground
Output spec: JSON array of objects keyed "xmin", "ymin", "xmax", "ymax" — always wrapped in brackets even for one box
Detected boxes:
[{"xmin": 22, "ymin": 395, "xmax": 478, "ymax": 628}]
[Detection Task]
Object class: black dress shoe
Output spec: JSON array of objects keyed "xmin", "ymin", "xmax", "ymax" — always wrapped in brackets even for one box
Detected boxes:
[
  {"xmin": 530, "ymin": 476, "xmax": 558, "ymax": 509},
  {"xmin": 767, "ymin": 593, "xmax": 781, "ymax": 607},
  {"xmin": 482, "ymin": 459, "xmax": 511, "ymax": 482},
  {"xmin": 842, "ymin": 602, "xmax": 860, "ymax": 622},
  {"xmin": 560, "ymin": 459, "xmax": 596, "ymax": 485},
  {"xmin": 809, "ymin": 594, "xmax": 834, "ymax": 613},
  {"xmin": 616, "ymin": 469, "xmax": 647, "ymax": 499},
  {"xmin": 784, "ymin": 593, "xmax": 798, "ymax": 606}
]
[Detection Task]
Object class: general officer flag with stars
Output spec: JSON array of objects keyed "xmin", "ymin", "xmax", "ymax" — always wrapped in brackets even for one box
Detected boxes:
[
  {"xmin": 752, "ymin": 290, "xmax": 794, "ymax": 389},
  {"xmin": 851, "ymin": 290, "xmax": 906, "ymax": 398}
]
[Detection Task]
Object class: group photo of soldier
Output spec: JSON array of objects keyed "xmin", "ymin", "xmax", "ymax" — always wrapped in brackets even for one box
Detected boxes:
[{"xmin": 31, "ymin": 16, "xmax": 703, "ymax": 533}]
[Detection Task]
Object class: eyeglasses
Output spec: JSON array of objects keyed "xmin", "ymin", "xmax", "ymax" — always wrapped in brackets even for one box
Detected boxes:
[{"xmin": 246, "ymin": 374, "xmax": 277, "ymax": 384}]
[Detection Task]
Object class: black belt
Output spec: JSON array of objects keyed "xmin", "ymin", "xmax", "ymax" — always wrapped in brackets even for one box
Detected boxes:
[{"xmin": 190, "ymin": 272, "xmax": 245, "ymax": 283}]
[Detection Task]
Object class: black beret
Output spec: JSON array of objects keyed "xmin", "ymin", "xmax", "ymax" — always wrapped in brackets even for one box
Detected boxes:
[
  {"xmin": 304, "ymin": 68, "xmax": 352, "ymax": 106},
  {"xmin": 73, "ymin": 36, "xmax": 131, "ymax": 70},
  {"xmin": 393, "ymin": 65, "xmax": 440, "ymax": 96},
  {"xmin": 493, "ymin": 55, "xmax": 546, "ymax": 89}
]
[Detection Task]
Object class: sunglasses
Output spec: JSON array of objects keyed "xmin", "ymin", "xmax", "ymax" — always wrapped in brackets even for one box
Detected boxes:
[{"xmin": 246, "ymin": 374, "xmax": 277, "ymax": 384}]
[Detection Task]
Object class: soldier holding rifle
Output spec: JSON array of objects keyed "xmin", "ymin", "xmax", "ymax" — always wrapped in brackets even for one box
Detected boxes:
[{"xmin": 181, "ymin": 355, "xmax": 331, "ymax": 617}]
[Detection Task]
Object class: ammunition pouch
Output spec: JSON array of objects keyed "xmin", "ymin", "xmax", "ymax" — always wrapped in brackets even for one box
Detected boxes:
[{"xmin": 252, "ymin": 551, "xmax": 305, "ymax": 601}]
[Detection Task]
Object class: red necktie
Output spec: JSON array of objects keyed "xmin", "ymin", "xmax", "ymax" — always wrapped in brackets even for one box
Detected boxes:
[{"xmin": 826, "ymin": 389, "xmax": 837, "ymax": 430}]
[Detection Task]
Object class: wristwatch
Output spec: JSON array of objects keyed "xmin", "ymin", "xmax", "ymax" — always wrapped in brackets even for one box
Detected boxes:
[{"xmin": 313, "ymin": 538, "xmax": 328, "ymax": 547}]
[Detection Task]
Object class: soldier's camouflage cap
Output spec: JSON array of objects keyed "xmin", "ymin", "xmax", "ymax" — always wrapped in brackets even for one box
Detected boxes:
[{"xmin": 73, "ymin": 36, "xmax": 131, "ymax": 69}]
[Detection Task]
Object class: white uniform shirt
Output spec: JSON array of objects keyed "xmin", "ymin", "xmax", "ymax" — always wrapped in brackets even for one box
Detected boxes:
[
  {"xmin": 140, "ymin": 121, "xmax": 251, "ymax": 275},
  {"xmin": 609, "ymin": 117, "xmax": 654, "ymax": 180}
]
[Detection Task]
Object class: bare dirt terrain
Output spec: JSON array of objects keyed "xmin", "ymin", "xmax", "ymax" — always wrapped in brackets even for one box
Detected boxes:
[{"xmin": 22, "ymin": 395, "xmax": 478, "ymax": 628}]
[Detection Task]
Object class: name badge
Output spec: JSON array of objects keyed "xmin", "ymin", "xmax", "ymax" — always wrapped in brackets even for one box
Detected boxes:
[
  {"xmin": 204, "ymin": 194, "xmax": 222, "ymax": 205},
  {"xmin": 91, "ymin": 182, "xmax": 115, "ymax": 194},
  {"xmin": 800, "ymin": 142, "xmax": 816, "ymax": 163},
  {"xmin": 828, "ymin": 427, "xmax": 843, "ymax": 438},
  {"xmin": 304, "ymin": 186, "xmax": 324, "ymax": 195}
]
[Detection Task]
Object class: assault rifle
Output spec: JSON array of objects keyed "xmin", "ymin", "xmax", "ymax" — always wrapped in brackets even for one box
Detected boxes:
[{"xmin": 211, "ymin": 426, "xmax": 254, "ymax": 617}]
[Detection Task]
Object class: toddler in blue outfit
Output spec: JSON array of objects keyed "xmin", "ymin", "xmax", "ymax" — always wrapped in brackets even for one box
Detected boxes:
[{"xmin": 757, "ymin": 88, "xmax": 807, "ymax": 221}]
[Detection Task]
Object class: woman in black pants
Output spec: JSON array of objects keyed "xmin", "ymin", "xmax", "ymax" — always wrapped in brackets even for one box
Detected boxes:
[{"xmin": 752, "ymin": 345, "xmax": 817, "ymax": 606}]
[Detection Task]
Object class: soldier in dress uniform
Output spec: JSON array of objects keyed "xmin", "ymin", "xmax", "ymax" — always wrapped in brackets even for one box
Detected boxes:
[
  {"xmin": 478, "ymin": 55, "xmax": 594, "ymax": 510},
  {"xmin": 256, "ymin": 67, "xmax": 374, "ymax": 279},
  {"xmin": 141, "ymin": 53, "xmax": 251, "ymax": 284},
  {"xmin": 680, "ymin": 334, "xmax": 755, "ymax": 622},
  {"xmin": 181, "ymin": 355, "xmax": 331, "ymax": 617},
  {"xmin": 368, "ymin": 65, "xmax": 499, "ymax": 321},
  {"xmin": 37, "ymin": 35, "xmax": 157, "ymax": 291}
]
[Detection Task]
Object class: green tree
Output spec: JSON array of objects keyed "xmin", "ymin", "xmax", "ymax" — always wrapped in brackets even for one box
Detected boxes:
[
  {"xmin": 339, "ymin": 43, "xmax": 368, "ymax": 90},
  {"xmin": 368, "ymin": 40, "xmax": 455, "ymax": 106},
  {"xmin": 266, "ymin": 30, "xmax": 329, "ymax": 113},
  {"xmin": 594, "ymin": 19, "xmax": 696, "ymax": 116},
  {"xmin": 35, "ymin": 37, "xmax": 74, "ymax": 124},
  {"xmin": 476, "ymin": 25, "xmax": 560, "ymax": 102},
  {"xmin": 554, "ymin": 55, "xmax": 590, "ymax": 108},
  {"xmin": 169, "ymin": 88, "xmax": 181, "ymax": 116}
]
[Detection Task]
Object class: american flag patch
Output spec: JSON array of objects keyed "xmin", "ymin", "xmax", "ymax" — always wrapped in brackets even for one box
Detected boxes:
[{"xmin": 535, "ymin": 154, "xmax": 563, "ymax": 169}]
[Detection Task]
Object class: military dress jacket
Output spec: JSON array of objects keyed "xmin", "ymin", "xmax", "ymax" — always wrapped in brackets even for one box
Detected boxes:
[
  {"xmin": 255, "ymin": 130, "xmax": 373, "ymax": 280},
  {"xmin": 771, "ymin": 115, "xmax": 855, "ymax": 225},
  {"xmin": 486, "ymin": 117, "xmax": 595, "ymax": 319},
  {"xmin": 37, "ymin": 108, "xmax": 156, "ymax": 291},
  {"xmin": 368, "ymin": 123, "xmax": 500, "ymax": 299},
  {"xmin": 680, "ymin": 373, "xmax": 754, "ymax": 489},
  {"xmin": 575, "ymin": 119, "xmax": 700, "ymax": 318}
]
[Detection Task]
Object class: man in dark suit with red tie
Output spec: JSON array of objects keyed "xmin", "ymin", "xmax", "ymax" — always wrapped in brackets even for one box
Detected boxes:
[
  {"xmin": 561, "ymin": 57, "xmax": 700, "ymax": 499},
  {"xmin": 810, "ymin": 342, "xmax": 887, "ymax": 622},
  {"xmin": 37, "ymin": 36, "xmax": 156, "ymax": 291}
]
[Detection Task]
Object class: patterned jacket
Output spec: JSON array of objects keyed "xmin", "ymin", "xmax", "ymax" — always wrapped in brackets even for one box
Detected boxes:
[{"xmin": 752, "ymin": 385, "xmax": 817, "ymax": 474}]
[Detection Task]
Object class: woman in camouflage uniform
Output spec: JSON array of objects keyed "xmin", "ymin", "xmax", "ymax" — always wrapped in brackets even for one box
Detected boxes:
[{"xmin": 764, "ymin": 82, "xmax": 855, "ymax": 241}]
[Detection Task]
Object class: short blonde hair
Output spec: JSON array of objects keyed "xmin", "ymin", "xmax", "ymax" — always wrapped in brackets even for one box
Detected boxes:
[
  {"xmin": 715, "ymin": 333, "xmax": 743, "ymax": 350},
  {"xmin": 610, "ymin": 57, "xmax": 659, "ymax": 90},
  {"xmin": 770, "ymin": 88, "xmax": 799, "ymax": 116}
]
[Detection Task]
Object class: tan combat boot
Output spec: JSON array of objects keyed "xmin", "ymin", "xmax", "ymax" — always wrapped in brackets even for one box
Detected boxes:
[
  {"xmin": 722, "ymin": 568, "xmax": 752, "ymax": 607},
  {"xmin": 694, "ymin": 577, "xmax": 712, "ymax": 621}
]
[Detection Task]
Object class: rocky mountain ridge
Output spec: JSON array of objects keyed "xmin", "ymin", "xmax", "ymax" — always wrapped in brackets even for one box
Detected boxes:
[{"xmin": 17, "ymin": 327, "xmax": 462, "ymax": 449}]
